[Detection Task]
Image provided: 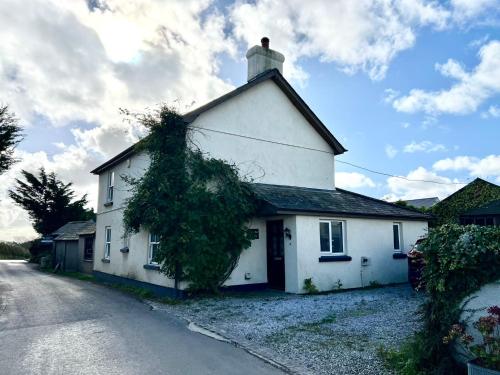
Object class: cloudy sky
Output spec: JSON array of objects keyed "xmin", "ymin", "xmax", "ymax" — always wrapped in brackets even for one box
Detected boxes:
[{"xmin": 1, "ymin": 0, "xmax": 500, "ymax": 241}]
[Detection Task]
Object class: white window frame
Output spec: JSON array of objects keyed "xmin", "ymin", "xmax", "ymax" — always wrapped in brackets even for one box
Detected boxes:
[
  {"xmin": 148, "ymin": 233, "xmax": 160, "ymax": 265},
  {"xmin": 106, "ymin": 171, "xmax": 114, "ymax": 203},
  {"xmin": 319, "ymin": 219, "xmax": 346, "ymax": 255},
  {"xmin": 393, "ymin": 222, "xmax": 403, "ymax": 252},
  {"xmin": 104, "ymin": 226, "xmax": 111, "ymax": 259}
]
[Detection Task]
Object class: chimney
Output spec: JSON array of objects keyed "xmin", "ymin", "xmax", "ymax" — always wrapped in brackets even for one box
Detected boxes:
[{"xmin": 246, "ymin": 37, "xmax": 285, "ymax": 81}]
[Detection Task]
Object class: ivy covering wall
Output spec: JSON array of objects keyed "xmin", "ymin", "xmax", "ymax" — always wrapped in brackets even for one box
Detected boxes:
[
  {"xmin": 432, "ymin": 178, "xmax": 500, "ymax": 226},
  {"xmin": 123, "ymin": 106, "xmax": 256, "ymax": 293}
]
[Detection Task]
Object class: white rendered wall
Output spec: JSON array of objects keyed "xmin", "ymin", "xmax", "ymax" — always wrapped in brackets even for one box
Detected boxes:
[
  {"xmin": 456, "ymin": 281, "xmax": 500, "ymax": 364},
  {"xmin": 93, "ymin": 78, "xmax": 339, "ymax": 289},
  {"xmin": 189, "ymin": 80, "xmax": 336, "ymax": 189},
  {"xmin": 291, "ymin": 216, "xmax": 428, "ymax": 293},
  {"xmin": 94, "ymin": 151, "xmax": 269, "ymax": 290}
]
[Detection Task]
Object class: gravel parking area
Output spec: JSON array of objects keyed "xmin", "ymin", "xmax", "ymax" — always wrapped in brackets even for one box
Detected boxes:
[{"xmin": 152, "ymin": 285, "xmax": 423, "ymax": 375}]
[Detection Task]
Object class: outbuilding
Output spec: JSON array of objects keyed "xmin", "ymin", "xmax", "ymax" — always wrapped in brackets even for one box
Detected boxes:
[{"xmin": 52, "ymin": 220, "xmax": 95, "ymax": 273}]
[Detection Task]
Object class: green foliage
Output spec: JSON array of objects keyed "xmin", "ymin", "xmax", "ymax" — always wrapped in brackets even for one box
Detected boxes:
[
  {"xmin": 27, "ymin": 238, "xmax": 53, "ymax": 263},
  {"xmin": 123, "ymin": 106, "xmax": 256, "ymax": 293},
  {"xmin": 367, "ymin": 280, "xmax": 382, "ymax": 289},
  {"xmin": 303, "ymin": 278, "xmax": 319, "ymax": 294},
  {"xmin": 0, "ymin": 105, "xmax": 23, "ymax": 175},
  {"xmin": 378, "ymin": 339, "xmax": 426, "ymax": 375},
  {"xmin": 0, "ymin": 241, "xmax": 30, "ymax": 260},
  {"xmin": 394, "ymin": 200, "xmax": 430, "ymax": 214},
  {"xmin": 388, "ymin": 224, "xmax": 500, "ymax": 374},
  {"xmin": 9, "ymin": 168, "xmax": 94, "ymax": 235},
  {"xmin": 432, "ymin": 179, "xmax": 500, "ymax": 226}
]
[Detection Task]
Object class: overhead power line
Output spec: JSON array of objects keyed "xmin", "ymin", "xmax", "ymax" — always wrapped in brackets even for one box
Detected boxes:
[
  {"xmin": 192, "ymin": 126, "xmax": 469, "ymax": 186},
  {"xmin": 336, "ymin": 159, "xmax": 468, "ymax": 186}
]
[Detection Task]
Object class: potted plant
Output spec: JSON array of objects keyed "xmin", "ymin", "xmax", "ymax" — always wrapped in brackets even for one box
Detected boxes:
[{"xmin": 444, "ymin": 306, "xmax": 500, "ymax": 374}]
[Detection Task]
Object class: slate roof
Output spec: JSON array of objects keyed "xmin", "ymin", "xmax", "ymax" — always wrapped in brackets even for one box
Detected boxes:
[
  {"xmin": 91, "ymin": 69, "xmax": 346, "ymax": 174},
  {"xmin": 253, "ymin": 184, "xmax": 430, "ymax": 220},
  {"xmin": 461, "ymin": 199, "xmax": 500, "ymax": 216},
  {"xmin": 52, "ymin": 220, "xmax": 96, "ymax": 241},
  {"xmin": 401, "ymin": 197, "xmax": 440, "ymax": 209}
]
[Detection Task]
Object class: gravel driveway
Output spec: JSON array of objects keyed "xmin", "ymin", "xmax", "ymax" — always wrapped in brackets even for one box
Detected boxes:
[{"xmin": 152, "ymin": 285, "xmax": 424, "ymax": 375}]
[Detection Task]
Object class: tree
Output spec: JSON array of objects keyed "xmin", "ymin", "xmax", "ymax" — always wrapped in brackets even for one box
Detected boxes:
[
  {"xmin": 0, "ymin": 105, "xmax": 23, "ymax": 175},
  {"xmin": 123, "ymin": 106, "xmax": 256, "ymax": 293},
  {"xmin": 9, "ymin": 168, "xmax": 94, "ymax": 235}
]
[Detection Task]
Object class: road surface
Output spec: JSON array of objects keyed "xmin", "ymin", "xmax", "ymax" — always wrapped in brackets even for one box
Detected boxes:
[{"xmin": 0, "ymin": 260, "xmax": 284, "ymax": 375}]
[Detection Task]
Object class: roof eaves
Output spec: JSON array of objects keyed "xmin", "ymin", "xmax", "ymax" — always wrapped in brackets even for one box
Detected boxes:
[
  {"xmin": 90, "ymin": 69, "xmax": 347, "ymax": 174},
  {"xmin": 336, "ymin": 188, "xmax": 432, "ymax": 219}
]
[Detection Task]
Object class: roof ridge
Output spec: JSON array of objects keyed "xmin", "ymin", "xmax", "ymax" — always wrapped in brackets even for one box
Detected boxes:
[
  {"xmin": 335, "ymin": 187, "xmax": 431, "ymax": 216},
  {"xmin": 91, "ymin": 69, "xmax": 346, "ymax": 174}
]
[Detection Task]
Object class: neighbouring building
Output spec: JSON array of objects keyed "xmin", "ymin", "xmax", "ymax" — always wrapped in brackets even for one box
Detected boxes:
[
  {"xmin": 401, "ymin": 197, "xmax": 439, "ymax": 210},
  {"xmin": 52, "ymin": 220, "xmax": 95, "ymax": 273},
  {"xmin": 460, "ymin": 199, "xmax": 500, "ymax": 226},
  {"xmin": 90, "ymin": 38, "xmax": 429, "ymax": 297},
  {"xmin": 432, "ymin": 178, "xmax": 500, "ymax": 225}
]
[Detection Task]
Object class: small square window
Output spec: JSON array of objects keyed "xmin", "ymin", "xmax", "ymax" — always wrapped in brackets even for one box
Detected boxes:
[{"xmin": 319, "ymin": 220, "xmax": 345, "ymax": 255}]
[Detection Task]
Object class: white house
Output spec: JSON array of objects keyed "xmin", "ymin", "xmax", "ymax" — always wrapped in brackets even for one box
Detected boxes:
[{"xmin": 91, "ymin": 38, "xmax": 429, "ymax": 297}]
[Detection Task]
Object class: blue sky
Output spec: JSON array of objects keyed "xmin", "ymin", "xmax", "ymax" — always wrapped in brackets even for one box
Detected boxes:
[{"xmin": 1, "ymin": 0, "xmax": 499, "ymax": 240}]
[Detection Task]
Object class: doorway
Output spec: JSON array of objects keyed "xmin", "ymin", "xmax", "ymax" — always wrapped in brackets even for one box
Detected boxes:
[{"xmin": 266, "ymin": 220, "xmax": 285, "ymax": 290}]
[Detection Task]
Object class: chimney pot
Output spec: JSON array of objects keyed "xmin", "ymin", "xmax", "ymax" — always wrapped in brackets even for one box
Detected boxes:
[
  {"xmin": 246, "ymin": 38, "xmax": 285, "ymax": 81},
  {"xmin": 261, "ymin": 37, "xmax": 269, "ymax": 49}
]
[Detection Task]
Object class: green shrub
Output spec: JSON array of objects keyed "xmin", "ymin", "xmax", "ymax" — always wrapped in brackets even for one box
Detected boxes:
[
  {"xmin": 0, "ymin": 241, "xmax": 30, "ymax": 259},
  {"xmin": 303, "ymin": 278, "xmax": 319, "ymax": 294},
  {"xmin": 384, "ymin": 224, "xmax": 500, "ymax": 374}
]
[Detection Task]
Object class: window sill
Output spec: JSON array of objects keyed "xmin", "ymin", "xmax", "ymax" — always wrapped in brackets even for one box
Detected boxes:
[
  {"xmin": 83, "ymin": 259, "xmax": 93, "ymax": 262},
  {"xmin": 103, "ymin": 201, "xmax": 113, "ymax": 207},
  {"xmin": 143, "ymin": 264, "xmax": 160, "ymax": 271},
  {"xmin": 120, "ymin": 247, "xmax": 129, "ymax": 253},
  {"xmin": 393, "ymin": 252, "xmax": 407, "ymax": 259},
  {"xmin": 319, "ymin": 255, "xmax": 352, "ymax": 262},
  {"xmin": 101, "ymin": 258, "xmax": 110, "ymax": 263}
]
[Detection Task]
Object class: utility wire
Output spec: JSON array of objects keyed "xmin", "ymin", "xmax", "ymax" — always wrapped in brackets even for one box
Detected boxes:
[
  {"xmin": 336, "ymin": 159, "xmax": 468, "ymax": 186},
  {"xmin": 192, "ymin": 126, "xmax": 469, "ymax": 186},
  {"xmin": 37, "ymin": 125, "xmax": 470, "ymax": 187}
]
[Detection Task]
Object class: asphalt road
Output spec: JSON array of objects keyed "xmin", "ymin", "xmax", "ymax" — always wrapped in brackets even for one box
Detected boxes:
[{"xmin": 0, "ymin": 261, "xmax": 284, "ymax": 375}]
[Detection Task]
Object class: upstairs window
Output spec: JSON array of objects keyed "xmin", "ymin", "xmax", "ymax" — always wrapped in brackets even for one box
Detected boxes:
[
  {"xmin": 393, "ymin": 223, "xmax": 402, "ymax": 251},
  {"xmin": 148, "ymin": 233, "xmax": 160, "ymax": 264},
  {"xmin": 319, "ymin": 220, "xmax": 345, "ymax": 255},
  {"xmin": 106, "ymin": 171, "xmax": 114, "ymax": 203},
  {"xmin": 104, "ymin": 227, "xmax": 111, "ymax": 259}
]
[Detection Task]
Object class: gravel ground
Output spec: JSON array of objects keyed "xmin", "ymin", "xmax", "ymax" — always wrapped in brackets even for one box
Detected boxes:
[{"xmin": 153, "ymin": 285, "xmax": 424, "ymax": 375}]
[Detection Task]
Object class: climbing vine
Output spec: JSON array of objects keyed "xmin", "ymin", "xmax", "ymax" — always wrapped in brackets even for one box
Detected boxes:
[
  {"xmin": 382, "ymin": 224, "xmax": 500, "ymax": 374},
  {"xmin": 432, "ymin": 179, "xmax": 500, "ymax": 226},
  {"xmin": 123, "ymin": 106, "xmax": 256, "ymax": 293}
]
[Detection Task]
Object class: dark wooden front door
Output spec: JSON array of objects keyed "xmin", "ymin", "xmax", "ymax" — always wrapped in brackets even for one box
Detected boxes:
[{"xmin": 267, "ymin": 220, "xmax": 285, "ymax": 290}]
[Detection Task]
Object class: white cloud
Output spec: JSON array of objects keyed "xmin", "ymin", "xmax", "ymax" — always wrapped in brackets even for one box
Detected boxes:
[
  {"xmin": 433, "ymin": 154, "xmax": 500, "ymax": 179},
  {"xmin": 385, "ymin": 144, "xmax": 398, "ymax": 159},
  {"xmin": 403, "ymin": 140, "xmax": 447, "ymax": 153},
  {"xmin": 481, "ymin": 104, "xmax": 500, "ymax": 118},
  {"xmin": 392, "ymin": 40, "xmax": 500, "ymax": 115},
  {"xmin": 386, "ymin": 166, "xmax": 463, "ymax": 200},
  {"xmin": 451, "ymin": 0, "xmax": 500, "ymax": 23},
  {"xmin": 0, "ymin": 0, "xmax": 238, "ymax": 241},
  {"xmin": 336, "ymin": 172, "xmax": 375, "ymax": 189},
  {"xmin": 401, "ymin": 122, "xmax": 411, "ymax": 129},
  {"xmin": 230, "ymin": 0, "xmax": 450, "ymax": 82}
]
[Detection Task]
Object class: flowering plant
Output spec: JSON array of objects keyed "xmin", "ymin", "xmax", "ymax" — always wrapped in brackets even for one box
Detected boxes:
[{"xmin": 444, "ymin": 306, "xmax": 500, "ymax": 370}]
